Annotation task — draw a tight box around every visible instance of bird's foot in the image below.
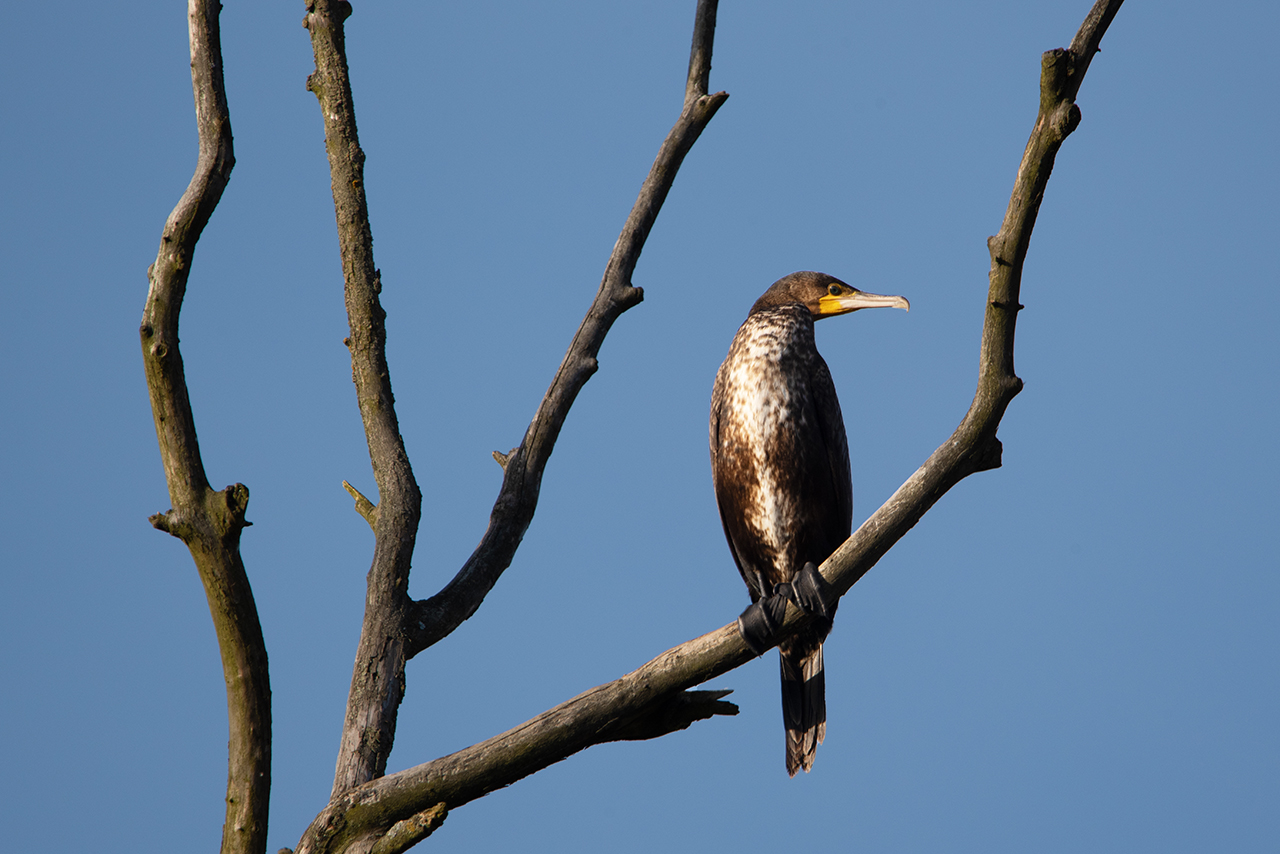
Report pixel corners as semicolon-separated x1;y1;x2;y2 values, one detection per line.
790;561;833;621
737;594;789;656
736;562;834;657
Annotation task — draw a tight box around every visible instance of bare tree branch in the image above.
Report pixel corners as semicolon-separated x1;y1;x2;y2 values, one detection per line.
821;0;1126;599
303;0;425;797
294;2;729;849
140;2;271;854
405;0;729;658
1068;0;1124;94
305;0;727;807
295;642;748;854
294;2;1124;850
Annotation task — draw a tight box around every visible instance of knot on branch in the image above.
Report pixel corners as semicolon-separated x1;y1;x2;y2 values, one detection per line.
618;284;645;310
149;508;189;539
1040;48;1073;107
217;482;251;521
1056;102;1082;138
692;90;730;121
305;0;352;24
970;434;1006;474
492;447;519;471
1038;49;1083;141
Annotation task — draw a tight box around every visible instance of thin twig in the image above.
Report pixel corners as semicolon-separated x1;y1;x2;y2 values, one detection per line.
342;480;378;530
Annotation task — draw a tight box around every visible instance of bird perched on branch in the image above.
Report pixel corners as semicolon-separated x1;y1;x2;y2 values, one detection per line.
709;271;909;775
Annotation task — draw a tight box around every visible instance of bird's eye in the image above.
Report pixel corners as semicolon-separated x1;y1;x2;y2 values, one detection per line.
828;284;841;296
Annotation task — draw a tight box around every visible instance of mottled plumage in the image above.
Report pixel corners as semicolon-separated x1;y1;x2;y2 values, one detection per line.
709;271;908;775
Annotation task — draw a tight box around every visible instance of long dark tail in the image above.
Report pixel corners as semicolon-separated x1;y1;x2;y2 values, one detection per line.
780;640;826;776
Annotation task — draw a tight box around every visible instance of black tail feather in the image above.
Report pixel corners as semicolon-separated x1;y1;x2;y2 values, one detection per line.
780;642;826;776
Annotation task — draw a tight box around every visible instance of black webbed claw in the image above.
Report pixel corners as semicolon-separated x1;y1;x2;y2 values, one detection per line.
737;564;835;656
759;592;789;630
737;593;790;656
790;561;833;620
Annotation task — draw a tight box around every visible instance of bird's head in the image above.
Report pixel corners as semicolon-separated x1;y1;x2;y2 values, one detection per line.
749;271;910;320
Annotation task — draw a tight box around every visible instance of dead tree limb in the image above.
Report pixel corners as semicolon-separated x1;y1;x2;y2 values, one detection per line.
293;2;1123;851
140;2;271;854
823;0;1124;599
304;0;425;798
303;0;727;805
405;0;729;657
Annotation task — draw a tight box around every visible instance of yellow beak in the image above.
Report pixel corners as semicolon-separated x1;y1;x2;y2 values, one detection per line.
815;289;910;318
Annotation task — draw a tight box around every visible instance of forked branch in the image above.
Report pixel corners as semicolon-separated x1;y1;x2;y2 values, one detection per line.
305;0;728;804
295;2;1123;851
298;1;729;850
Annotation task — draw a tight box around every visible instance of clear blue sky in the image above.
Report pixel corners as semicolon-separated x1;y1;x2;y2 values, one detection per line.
3;2;1277;852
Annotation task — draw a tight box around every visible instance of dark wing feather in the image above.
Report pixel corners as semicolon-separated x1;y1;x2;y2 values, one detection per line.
806;352;853;555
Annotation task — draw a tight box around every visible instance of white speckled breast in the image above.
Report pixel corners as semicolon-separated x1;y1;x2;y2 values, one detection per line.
711;306;817;588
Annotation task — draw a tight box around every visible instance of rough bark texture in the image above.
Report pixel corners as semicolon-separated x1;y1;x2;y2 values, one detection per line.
292;2;1124;851
304;0;424;798
295;2;730;851
141;2;271;854
303;0;727;817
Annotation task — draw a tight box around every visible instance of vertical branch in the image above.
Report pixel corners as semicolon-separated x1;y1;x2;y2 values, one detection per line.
303;0;423;797
141;2;271;854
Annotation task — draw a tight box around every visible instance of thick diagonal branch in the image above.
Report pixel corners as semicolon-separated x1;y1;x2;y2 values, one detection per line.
140;3;271;854
304;0;424;797
295;3;1123;850
406;0;729;657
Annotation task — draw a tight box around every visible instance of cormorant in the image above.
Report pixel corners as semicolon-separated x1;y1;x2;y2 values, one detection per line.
709;270;909;775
